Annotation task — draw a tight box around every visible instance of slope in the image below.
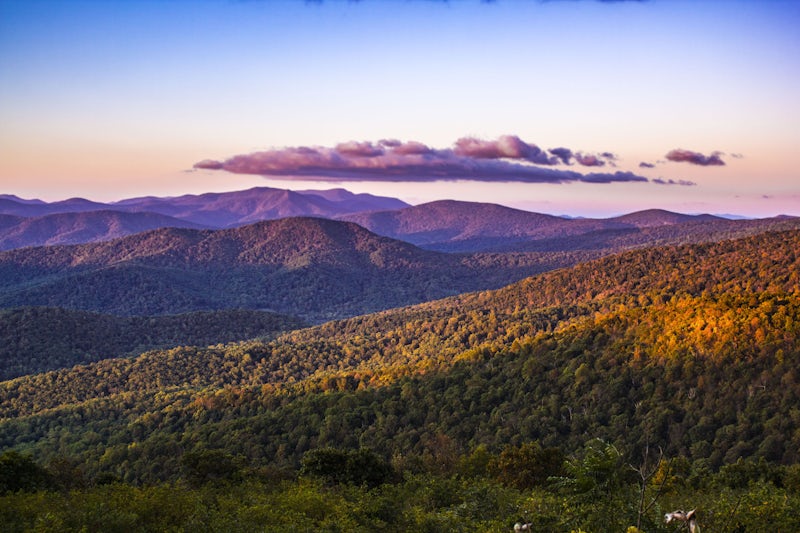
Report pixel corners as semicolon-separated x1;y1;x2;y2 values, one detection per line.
1;230;797;483
340;201;799;253
339;200;570;251
0;217;553;321
0;307;306;381
0;210;208;251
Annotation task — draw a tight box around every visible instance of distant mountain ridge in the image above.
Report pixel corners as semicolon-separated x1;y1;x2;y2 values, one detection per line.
110;187;409;227
0;210;208;251
340;200;569;250
0;187;410;250
2;187;797;254
0;217;553;321
341;201;799;252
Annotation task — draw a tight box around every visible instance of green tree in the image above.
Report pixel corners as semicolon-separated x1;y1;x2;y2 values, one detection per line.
0;450;50;494
300;448;394;488
489;441;565;490
180;449;240;486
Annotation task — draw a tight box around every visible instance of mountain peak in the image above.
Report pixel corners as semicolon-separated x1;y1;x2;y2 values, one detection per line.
610;209;723;228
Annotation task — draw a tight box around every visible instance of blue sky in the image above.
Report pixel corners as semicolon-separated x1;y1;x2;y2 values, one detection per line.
1;0;798;216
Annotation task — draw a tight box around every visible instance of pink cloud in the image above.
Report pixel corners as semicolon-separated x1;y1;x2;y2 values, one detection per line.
574;153;605;167
194;135;682;186
665;148;725;166
390;141;435;156
453;134;551;164
335;141;384;157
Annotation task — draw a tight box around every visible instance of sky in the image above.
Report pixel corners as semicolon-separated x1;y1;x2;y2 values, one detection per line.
1;0;798;218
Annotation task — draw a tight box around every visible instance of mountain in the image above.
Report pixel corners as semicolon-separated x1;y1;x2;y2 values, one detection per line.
607;208;722;227
0;214;24;232
0;217;551;322
0;307;306;381
0;210;209;251
0;194;45;205
339;200;570;251
1;230;797;486
294;187;409;212
506;215;800;253
0;187;412;250
341;201;800;253
0;197;110;217
4;188;795;255
110;187;390;227
0;187;410;227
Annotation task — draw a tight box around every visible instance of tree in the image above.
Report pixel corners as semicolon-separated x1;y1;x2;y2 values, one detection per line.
0;450;50;494
554;439;630;498
180;449;240;486
300;448;394;488
489;441;565;490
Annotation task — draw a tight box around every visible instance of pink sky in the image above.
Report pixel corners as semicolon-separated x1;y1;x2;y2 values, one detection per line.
1;0;798;217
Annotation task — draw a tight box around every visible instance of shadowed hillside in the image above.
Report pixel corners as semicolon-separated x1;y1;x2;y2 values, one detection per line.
1;230;797;487
0;217;557;321
0;307;305;380
0;210;208;251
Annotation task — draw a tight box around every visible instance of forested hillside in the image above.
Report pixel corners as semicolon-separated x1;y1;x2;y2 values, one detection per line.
1;230;799;531
0;307;305;380
341;200;800;253
0;210;208;251
0;217;579;321
2;231;797;469
504;215;800;253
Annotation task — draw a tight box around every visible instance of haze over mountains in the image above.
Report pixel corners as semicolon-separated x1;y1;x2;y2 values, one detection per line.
1;186;797;253
2;184;798;328
0;187;408;250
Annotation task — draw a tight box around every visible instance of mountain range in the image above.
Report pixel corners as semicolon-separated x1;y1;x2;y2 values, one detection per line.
0;187;409;250
1;183;799;532
0;217;559;322
340;202;799;252
1;229;797;484
2;187;797;253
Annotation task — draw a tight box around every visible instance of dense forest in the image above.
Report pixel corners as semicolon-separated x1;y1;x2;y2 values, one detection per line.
0;231;800;531
0;217;580;322
1;229;798;531
3;215;797;323
0;307;305;380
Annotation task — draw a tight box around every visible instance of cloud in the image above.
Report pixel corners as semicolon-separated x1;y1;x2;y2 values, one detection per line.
194;159;224;170
652;178;696;186
335;141;384;157
574;153;605;167
665;148;725;166
453;135;552;164
639;162;656;168
194;136;663;185
391;140;435;156
549;147;573;165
